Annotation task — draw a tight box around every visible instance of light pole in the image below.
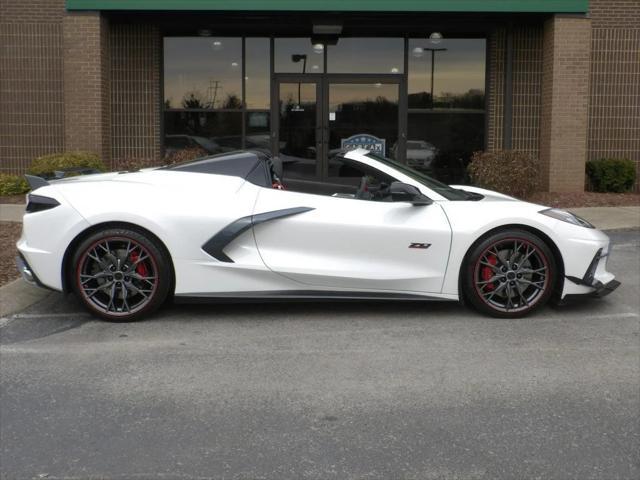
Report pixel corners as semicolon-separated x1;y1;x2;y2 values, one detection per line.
291;54;307;107
422;47;447;108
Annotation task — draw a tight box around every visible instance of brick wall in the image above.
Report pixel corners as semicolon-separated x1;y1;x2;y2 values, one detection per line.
589;0;640;28
511;25;544;157
110;24;162;169
540;16;592;192
63;12;111;165
588;0;640;191
0;0;65;173
486;25;544;158
486;28;505;153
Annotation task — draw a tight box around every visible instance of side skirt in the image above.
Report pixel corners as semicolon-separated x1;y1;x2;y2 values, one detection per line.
173;290;458;304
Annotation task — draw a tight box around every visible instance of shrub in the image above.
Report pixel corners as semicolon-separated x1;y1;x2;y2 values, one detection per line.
28;151;106;178
115;147;208;172
586;158;636;193
468;150;540;198
115;157;159;171
163;146;208;165
0;174;29;196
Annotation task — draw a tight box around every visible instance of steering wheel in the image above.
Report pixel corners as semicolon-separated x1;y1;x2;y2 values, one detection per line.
372;182;391;201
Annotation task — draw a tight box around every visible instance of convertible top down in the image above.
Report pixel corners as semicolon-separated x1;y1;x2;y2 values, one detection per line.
17;149;619;321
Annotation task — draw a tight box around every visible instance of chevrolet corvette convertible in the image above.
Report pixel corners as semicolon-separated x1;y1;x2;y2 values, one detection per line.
16;149;619;321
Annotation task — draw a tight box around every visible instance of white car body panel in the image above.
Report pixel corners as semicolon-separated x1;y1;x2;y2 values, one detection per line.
16;149;617;309
253;187;452;293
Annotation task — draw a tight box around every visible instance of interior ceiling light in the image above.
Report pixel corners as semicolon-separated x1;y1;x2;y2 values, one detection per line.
429;32;443;44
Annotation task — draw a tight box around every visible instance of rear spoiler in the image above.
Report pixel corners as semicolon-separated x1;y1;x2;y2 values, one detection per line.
25;175;48;191
24;167;100;191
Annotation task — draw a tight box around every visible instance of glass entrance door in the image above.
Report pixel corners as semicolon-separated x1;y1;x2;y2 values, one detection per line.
326;80;400;163
273;76;403;187
273;79;321;185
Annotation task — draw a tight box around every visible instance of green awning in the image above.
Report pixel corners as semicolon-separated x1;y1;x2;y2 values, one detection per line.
66;0;589;13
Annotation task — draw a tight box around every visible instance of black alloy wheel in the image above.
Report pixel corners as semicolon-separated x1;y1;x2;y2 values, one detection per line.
72;228;171;321
464;229;557;318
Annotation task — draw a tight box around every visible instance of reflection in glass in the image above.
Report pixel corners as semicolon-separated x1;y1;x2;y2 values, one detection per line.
279;82;317;181
164;37;242;109
407;111;484;184
274;38;324;73
408;38;486;109
245;38;270;109
327;38;404;74
245;112;271;151
163;111;242;157
328;83;398;158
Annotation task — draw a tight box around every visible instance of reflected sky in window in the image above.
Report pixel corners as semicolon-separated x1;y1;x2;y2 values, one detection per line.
409;39;486;99
328;38;404;74
164;37;242;109
274;38;325;73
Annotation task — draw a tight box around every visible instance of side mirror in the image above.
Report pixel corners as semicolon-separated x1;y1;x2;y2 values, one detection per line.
389;182;433;206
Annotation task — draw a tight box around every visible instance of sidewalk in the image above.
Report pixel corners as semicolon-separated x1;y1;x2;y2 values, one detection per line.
3;203;638;230
0;203;25;223
570;206;640;231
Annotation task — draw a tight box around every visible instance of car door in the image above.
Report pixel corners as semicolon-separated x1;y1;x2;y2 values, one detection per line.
251;163;452;294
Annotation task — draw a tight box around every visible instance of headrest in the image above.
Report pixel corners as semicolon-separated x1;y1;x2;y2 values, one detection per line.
270;156;283;179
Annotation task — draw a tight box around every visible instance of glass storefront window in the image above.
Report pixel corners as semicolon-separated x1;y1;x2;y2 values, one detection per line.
327;38;404;74
274;38;325;73
407;111;484;184
245;112;271;151
164;37;242;110
407;38;486;184
164;111;243;156
408;38;486;109
245;38;270;110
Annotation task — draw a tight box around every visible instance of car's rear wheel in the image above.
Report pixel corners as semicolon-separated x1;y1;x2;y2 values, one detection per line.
71;228;170;322
463;229;556;318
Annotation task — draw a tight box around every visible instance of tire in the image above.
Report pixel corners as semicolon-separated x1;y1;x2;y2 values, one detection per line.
463;229;557;319
71;227;171;322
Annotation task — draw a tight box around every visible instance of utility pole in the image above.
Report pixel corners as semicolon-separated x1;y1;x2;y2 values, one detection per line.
422;48;447;108
207;79;221;108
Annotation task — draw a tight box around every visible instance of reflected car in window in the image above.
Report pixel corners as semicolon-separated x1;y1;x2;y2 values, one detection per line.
392;140;438;168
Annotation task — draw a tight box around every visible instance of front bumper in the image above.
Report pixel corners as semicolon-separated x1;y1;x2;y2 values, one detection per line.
590;279;621;298
563;246;620;298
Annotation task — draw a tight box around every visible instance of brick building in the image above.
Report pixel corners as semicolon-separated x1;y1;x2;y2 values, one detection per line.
1;0;638;192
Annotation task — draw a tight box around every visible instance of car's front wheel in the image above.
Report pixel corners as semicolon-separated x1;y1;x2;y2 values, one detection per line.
71;227;171;322
463;229;557;318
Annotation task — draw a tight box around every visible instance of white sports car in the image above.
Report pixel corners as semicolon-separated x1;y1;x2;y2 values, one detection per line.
16;149;619;321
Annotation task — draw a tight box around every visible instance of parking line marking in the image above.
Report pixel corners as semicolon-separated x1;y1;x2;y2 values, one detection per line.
585;312;639;320
10;312;91;319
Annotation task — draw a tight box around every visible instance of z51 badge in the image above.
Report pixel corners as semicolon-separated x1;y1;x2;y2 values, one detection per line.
409;243;431;249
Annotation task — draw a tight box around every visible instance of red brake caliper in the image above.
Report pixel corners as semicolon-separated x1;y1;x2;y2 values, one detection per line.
130;249;148;277
482;254;498;291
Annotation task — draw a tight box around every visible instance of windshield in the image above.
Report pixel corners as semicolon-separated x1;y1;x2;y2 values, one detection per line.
365;152;471;201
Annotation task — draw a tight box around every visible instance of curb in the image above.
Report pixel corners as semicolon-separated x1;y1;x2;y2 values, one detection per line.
0;278;52;319
0;203;26;223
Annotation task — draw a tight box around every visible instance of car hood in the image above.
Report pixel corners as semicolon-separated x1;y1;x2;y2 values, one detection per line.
449;185;521;202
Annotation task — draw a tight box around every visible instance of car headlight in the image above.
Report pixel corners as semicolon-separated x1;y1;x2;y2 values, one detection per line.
539;208;594;229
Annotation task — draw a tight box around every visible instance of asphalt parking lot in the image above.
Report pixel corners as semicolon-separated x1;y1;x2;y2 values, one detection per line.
1;230;638;480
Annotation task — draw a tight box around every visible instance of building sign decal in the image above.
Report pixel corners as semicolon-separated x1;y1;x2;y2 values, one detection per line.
340;134;386;155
